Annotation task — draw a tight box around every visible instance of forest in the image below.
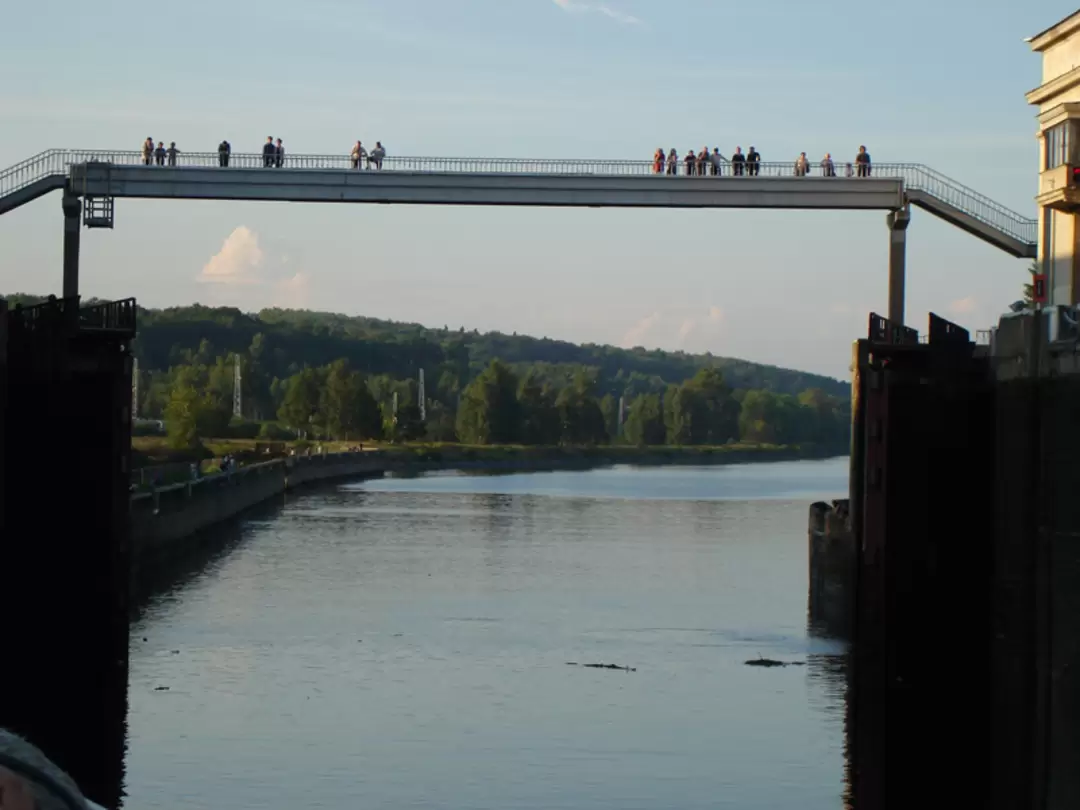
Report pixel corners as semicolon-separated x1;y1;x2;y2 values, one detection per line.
4;298;852;450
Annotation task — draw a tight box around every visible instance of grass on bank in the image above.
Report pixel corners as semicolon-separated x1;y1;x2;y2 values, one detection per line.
131;435;840;472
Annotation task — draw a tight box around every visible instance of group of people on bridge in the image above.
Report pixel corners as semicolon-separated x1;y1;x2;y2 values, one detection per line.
653;145;872;178
138;137;388;169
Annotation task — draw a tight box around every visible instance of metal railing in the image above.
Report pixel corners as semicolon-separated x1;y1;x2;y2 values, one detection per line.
129;449;388;513
79;297;136;334
1;148;1037;245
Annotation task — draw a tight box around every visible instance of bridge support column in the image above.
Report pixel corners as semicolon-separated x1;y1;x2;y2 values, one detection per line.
62;191;82;300
887;206;911;326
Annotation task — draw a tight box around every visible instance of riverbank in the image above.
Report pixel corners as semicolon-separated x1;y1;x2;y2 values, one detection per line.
132;437;846;471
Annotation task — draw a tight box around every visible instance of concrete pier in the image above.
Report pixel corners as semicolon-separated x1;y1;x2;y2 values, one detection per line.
807;499;854;638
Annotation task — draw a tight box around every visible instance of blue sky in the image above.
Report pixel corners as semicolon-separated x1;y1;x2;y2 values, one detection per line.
0;0;1070;379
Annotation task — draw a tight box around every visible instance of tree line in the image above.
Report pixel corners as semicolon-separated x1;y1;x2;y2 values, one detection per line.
1;297;851;449
148;338;850;451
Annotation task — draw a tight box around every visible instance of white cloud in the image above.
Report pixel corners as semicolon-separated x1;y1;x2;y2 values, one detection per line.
622;305;726;351
948;296;978;315
197;227;313;309
676;318;696;345
552;0;641;25
274;272;312;308
198;226;263;285
622;311;662;347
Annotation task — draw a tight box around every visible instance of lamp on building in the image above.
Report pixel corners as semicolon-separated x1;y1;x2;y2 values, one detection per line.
1072;166;1080;186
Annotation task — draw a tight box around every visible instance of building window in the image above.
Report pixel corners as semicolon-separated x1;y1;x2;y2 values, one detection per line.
1045;121;1073;169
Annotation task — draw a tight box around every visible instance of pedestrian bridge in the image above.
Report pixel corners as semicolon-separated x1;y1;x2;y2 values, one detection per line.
0;148;1038;324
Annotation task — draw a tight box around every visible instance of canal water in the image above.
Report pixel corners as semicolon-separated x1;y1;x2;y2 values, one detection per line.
125;458;851;810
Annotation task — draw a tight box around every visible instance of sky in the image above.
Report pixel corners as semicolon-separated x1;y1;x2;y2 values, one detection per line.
0;0;1072;380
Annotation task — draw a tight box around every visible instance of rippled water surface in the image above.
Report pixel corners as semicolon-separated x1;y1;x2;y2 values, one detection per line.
126;459;850;810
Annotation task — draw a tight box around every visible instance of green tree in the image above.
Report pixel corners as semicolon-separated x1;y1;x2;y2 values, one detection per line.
599;393;619;442
1023;260;1040;306
624;393;666;446
663;369;739;445
320;360;382;440
424;400;458;442
278;368;322;434
518;370;560;445
556;372;607;445
456;360;521;444
164;370;201;450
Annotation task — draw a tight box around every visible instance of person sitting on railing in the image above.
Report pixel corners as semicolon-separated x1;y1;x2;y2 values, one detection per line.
747;146;761;176
855;145;871;177
167;142;179;167
652;148;664;174
351;140;367;169
275;138;285;168
154;141;167;166
262;136;276;168
794;152;810;177
368;142;386;170
820;152;835;177
711;147;725;175
666;148;678;175
730;146;746;176
218;140;231;167
141;137;154;166
696;146;710;176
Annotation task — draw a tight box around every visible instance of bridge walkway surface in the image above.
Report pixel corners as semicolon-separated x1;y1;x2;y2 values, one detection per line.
0;148;1036;259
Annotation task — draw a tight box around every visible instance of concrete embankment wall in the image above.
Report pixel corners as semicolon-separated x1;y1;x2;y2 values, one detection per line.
130;453;386;576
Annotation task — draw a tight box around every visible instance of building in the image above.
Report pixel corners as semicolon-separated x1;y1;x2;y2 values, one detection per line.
1028;10;1080;306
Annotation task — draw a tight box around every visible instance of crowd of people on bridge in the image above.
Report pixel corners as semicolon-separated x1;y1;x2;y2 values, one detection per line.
136;135;872;177
652;145;872;177
138;136;388;170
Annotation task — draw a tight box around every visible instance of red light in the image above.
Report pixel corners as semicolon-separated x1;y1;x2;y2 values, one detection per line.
1072;166;1080;185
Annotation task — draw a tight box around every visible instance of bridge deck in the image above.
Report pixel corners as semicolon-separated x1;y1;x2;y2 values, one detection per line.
0;149;1038;258
70;163;906;211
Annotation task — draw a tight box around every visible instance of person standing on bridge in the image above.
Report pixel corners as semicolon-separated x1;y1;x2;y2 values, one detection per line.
820;152;835;177
275;138;285;168
711;147;725;175
794;152;810;177
855;145;871;177
167;142;179;167
351;140;367;169
666;148;678;175
652;148;664;174
218;140;231;167
683;149;696;176
730;147;746;176
747;146;761;176
141;137;153;166
154;141;166;166
369;142;386;170
263;136;276;168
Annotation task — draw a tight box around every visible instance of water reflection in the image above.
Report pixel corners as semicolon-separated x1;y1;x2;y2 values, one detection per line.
118;461;852;809
806;615;852;810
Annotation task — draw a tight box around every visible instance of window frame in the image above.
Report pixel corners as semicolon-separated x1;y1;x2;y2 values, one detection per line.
1045;120;1078;170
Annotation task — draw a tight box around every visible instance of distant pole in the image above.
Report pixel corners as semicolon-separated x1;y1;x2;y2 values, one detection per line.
418;369;426;422
132;357;139;419
617;395;626;437
392;391;399;425
233;354;242;419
